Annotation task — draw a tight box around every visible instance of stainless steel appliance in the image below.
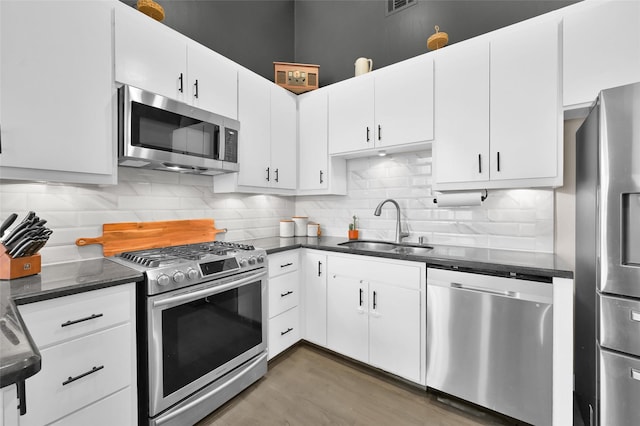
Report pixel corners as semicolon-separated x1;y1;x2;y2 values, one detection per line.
426;267;553;425
111;241;268;426
575;82;640;426
118;85;240;175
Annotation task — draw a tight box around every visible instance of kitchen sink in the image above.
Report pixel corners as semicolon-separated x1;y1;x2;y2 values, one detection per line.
338;240;433;256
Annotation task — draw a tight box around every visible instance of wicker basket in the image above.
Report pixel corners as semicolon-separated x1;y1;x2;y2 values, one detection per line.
137;0;165;22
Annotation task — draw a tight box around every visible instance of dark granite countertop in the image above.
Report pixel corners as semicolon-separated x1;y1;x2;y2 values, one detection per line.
242;236;574;280
0;259;143;389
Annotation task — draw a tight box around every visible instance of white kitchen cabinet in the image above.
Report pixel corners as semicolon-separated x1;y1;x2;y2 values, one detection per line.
0;0;116;185
297;89;347;195
433;17;562;190
433;38;490;186
267;251;300;359
301;250;328;347
114;2;237;119
563;1;640;113
1;385;18;426
214;70;297;194
328;55;434;156
15;284;137;426
326;254;425;384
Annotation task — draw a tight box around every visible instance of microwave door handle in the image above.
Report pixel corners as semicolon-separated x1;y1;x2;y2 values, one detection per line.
152;270;267;308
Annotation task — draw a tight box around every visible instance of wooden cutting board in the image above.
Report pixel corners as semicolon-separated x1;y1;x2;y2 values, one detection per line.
75;219;226;256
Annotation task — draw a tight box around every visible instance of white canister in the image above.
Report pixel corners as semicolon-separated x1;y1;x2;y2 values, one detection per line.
292;216;308;236
307;223;319;237
355;57;373;76
280;220;294;237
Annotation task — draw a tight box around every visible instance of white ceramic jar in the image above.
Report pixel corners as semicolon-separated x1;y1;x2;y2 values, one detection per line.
279;220;294;237
291;216;308;236
307;223;319;237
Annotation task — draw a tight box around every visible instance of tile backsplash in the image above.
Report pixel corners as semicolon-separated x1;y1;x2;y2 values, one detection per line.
0;151;554;265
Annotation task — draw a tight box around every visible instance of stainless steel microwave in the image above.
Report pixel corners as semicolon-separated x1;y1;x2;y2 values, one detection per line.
118;85;239;175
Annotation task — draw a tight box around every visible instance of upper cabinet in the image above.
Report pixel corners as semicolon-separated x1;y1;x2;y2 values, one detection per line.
328;55;434;156
297;89;347;195
563;1;640;112
114;3;238;119
0;0;116;185
213;69;296;193
433;17;563;191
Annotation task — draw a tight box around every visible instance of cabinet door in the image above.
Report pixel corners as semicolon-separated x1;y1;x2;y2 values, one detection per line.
490;18;561;182
303;251;327;346
369;281;421;383
298;91;329;191
328;75;375;155
237;70;271;187
0;0;115;184
114;4;187;102
188;41;238;119
434;38;490;186
374;56;434;148
564;1;640;108
327;274;368;364
270;86;297;190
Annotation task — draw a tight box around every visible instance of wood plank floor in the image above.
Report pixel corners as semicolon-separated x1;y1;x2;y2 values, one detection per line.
197;344;524;425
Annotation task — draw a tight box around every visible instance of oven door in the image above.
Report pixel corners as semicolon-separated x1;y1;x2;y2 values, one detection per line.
147;268;267;416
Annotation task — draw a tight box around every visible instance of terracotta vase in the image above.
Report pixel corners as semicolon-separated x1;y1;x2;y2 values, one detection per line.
348;229;359;240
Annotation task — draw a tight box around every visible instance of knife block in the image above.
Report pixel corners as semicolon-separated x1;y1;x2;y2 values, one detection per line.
0;244;41;280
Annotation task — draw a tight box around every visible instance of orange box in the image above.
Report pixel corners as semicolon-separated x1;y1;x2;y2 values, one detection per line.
0;244;41;280
274;62;319;94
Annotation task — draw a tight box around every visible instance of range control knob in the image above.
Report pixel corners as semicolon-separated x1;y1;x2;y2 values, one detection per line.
248;256;257;265
187;268;199;280
157;274;170;286
173;271;186;283
257;255;265;264
239;258;249;267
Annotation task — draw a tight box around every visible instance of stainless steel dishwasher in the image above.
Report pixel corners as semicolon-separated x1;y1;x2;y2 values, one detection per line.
426;267;553;426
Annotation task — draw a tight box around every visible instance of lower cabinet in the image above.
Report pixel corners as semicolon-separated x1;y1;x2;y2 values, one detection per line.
302;250;328;347
325;253;425;385
15;284;137;426
267;251;301;359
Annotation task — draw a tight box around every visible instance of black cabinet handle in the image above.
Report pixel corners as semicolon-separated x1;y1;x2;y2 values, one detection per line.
373;291;377;309
317;261;322;277
280;327;293;336
359;288;363;306
378;124;382;141
280;290;293;297
319;170;324;184
478;154;482;174
497;151;501;172
61;313;103;328
266;167;270;182
280;262;293;268
62;365;104;386
194;79;199;98
17;380;26;415
275;168;279;183
178;73;184;93
366;127;370;142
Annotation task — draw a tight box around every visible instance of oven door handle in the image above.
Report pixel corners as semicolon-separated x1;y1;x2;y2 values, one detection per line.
152;270;267;308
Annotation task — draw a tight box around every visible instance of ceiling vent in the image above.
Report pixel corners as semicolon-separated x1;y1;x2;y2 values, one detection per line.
386;0;416;16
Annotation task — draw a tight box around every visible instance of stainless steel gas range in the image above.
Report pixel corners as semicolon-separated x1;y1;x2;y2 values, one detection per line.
111;241;268;426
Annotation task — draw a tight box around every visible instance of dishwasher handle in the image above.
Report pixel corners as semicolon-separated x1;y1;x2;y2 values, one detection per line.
451;282;518;298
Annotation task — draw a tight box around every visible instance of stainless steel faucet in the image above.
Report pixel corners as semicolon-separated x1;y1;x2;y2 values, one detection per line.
373;199;409;244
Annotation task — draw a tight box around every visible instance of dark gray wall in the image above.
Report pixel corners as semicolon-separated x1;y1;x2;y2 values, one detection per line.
294;0;579;86
121;0;295;81
121;0;578;85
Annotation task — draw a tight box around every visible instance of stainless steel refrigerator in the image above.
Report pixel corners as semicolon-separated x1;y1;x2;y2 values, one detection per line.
575;81;640;426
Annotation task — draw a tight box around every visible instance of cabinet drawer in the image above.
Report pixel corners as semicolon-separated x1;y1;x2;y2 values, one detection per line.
600;294;640;357
21;324;133;426
599;348;640;426
330;255;421;290
269;274;299;319
18;284;133;348
268;252;299;278
268;307;300;359
49;386;133;426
